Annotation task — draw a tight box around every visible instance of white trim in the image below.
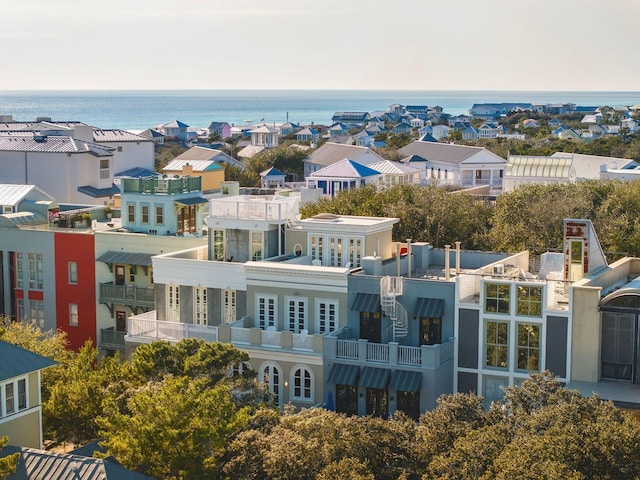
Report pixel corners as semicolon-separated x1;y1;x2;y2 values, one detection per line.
285;296;307;333
289;364;315;403
315;298;338;334
256;294;278;329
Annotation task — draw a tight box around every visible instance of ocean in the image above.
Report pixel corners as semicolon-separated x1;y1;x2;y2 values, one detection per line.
1;90;640;132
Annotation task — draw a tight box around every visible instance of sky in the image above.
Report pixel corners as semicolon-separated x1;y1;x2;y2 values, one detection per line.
2;0;639;91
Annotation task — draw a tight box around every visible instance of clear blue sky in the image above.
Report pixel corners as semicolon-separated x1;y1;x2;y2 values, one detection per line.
2;0;639;91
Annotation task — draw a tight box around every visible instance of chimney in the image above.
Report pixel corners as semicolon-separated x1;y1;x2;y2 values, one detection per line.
445;244;451;281
182;162;194;176
74;124;94;143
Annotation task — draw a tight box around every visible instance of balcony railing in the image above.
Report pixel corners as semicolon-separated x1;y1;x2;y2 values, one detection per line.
328;337;454;368
99;283;155;307
99;327;126;350
126;316;321;353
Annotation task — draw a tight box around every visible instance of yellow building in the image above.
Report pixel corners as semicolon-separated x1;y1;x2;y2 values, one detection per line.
0;340;55;448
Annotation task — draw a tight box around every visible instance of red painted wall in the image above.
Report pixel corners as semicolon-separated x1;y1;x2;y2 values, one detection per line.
54;232;96;351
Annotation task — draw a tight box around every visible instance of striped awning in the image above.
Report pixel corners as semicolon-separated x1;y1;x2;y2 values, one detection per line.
351;293;381;312
359;366;390;389
96;251;154;266
389;370;422;393
414;297;444;318
327;364;359;386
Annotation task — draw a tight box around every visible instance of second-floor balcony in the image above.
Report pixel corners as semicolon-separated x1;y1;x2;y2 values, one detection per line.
324;333;454;369
99;327;126;350
99;283;155;308
126;314;322;354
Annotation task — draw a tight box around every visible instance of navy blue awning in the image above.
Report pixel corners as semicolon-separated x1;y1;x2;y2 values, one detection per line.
359;366;390;389
77;184;120;198
175;196;208;206
389;370;422;393
414;297;444;318
327;364;359;386
351;293;380;312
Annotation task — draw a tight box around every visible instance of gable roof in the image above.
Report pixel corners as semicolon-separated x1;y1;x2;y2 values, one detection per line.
0;446;153;480
309;158;381;178
398;141;506;165
260;166;286;177
173;146;228;162
160;120;189;129
163;159;223;172
93;129;148;142
0;135;114;156
306;142;384;167
0;184;45;207
0;340;56;381
368;160;422;175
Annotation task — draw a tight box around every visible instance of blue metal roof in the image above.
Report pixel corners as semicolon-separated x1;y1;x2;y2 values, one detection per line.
77;184;120;197
0;340;56;381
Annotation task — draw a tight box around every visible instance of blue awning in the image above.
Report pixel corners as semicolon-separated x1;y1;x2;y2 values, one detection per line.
77;184;120;197
327;364;359;386
175;196;208;206
389;370;422;393
351;293;380;312
414;297;444;318
359;366;390;389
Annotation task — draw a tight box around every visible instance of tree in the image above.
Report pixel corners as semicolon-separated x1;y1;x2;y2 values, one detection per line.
98;377;252;479
0;436;18;478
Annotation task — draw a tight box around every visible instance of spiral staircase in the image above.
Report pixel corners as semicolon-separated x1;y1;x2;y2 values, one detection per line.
380;276;408;341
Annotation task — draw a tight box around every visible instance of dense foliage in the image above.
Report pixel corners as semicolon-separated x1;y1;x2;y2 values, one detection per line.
301;180;640;256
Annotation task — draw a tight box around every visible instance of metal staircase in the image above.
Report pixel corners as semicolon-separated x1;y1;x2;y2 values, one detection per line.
380;276;408;341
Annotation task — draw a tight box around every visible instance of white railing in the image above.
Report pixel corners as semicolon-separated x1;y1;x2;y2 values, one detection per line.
230;327;251;344
398;345;422;366
439;340;454;364
336;339;359;359
127;317;218;343
293;333;314;351
261;329;282;348
367;342;389;363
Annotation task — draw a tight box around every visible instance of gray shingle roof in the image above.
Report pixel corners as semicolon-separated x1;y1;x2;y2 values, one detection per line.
398;141;503;165
0;135;114;155
93;129;148;142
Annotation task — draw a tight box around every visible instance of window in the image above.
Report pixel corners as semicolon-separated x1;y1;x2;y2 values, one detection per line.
287;297;307;333
194;287;207;325
419;317;442;346
483;375;508;406
348;238;362;267
329;236;342;266
168;285;180;322
148;267;153;285
517;285;542;317
251;231;263;261
485;320;508;368
316;300;338;334
30;300;44;328
155;205;164;225
336;384;358;416
129;266;136;283
100;158;110;179
16;252;24;288
141;204;150;224
4;382;14;415
294;244;303;257
517;323;540;371
261;364;280;404
17;379;26;410
117;146;123;152
223;289;236;324
310;235;324;264
28;253;43;289
484;282;510;314
257;295;277;330
127;204;135;223
366;388;388;419
17;299;25;322
213;229;225;261
291;366;313;402
68;261;78;284
69;303;79;327
396;391;420;421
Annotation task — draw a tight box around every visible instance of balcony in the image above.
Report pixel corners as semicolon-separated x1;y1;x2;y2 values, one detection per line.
121;176;201;195
126;315;322;354
99;283;155;308
324;335;454;369
99;327;126;350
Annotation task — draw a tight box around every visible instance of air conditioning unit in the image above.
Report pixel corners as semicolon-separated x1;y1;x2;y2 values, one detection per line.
493;263;505;276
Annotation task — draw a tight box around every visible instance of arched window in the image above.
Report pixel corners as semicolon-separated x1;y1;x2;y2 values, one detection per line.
290;365;314;402
260;363;281;404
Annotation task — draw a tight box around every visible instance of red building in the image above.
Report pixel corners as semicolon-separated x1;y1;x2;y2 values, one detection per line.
54;231;97;351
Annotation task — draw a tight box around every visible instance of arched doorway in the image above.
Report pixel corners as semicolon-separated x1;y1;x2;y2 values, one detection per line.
600;290;640;384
